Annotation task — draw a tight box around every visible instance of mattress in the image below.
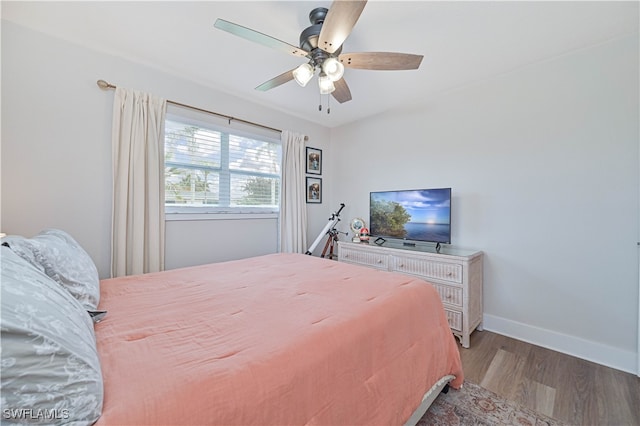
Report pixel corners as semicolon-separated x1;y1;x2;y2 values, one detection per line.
94;253;463;425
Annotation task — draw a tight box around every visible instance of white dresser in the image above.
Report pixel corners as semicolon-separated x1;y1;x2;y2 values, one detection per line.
337;240;483;348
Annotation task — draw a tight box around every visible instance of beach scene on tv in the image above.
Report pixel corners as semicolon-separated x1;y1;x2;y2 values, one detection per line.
370;188;451;243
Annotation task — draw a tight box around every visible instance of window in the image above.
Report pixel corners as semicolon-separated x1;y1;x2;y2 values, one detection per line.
164;115;281;215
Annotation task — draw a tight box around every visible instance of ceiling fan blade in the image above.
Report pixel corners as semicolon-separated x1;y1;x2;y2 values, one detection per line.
339;52;423;70
332;78;352;103
255;69;296;92
214;19;309;58
318;0;367;54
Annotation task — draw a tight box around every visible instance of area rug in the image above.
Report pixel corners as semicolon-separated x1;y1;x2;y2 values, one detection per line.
418;381;567;426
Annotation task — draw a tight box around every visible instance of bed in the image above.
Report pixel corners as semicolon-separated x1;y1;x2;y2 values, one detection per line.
1;229;463;425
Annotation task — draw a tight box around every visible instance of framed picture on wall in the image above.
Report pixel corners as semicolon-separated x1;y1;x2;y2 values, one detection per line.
306;177;322;204
306;147;322;175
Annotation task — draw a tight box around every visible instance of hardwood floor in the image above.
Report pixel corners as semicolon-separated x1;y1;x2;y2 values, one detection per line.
457;331;640;426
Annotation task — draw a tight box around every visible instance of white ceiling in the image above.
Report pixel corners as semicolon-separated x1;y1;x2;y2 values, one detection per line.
2;1;638;128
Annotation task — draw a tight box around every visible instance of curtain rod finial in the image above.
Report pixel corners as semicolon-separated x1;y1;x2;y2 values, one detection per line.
97;79;112;90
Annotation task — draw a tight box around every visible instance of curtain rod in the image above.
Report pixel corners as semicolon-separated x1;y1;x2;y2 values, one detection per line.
96;79;307;140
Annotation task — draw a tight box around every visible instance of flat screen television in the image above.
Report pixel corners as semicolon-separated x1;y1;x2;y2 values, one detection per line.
369;188;451;244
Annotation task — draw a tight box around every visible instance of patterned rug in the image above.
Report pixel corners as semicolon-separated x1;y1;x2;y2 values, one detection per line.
418;381;567;426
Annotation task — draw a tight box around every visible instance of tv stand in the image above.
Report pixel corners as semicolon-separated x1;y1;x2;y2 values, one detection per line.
337;241;483;348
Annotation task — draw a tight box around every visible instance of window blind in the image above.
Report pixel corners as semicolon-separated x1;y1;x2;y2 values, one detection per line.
164;117;281;214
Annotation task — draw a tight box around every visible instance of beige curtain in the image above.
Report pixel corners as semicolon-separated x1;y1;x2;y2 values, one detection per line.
279;131;308;253
111;88;167;277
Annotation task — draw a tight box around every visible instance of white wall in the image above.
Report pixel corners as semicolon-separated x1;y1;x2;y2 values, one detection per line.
328;35;639;374
1;21;331;277
2;20;638;375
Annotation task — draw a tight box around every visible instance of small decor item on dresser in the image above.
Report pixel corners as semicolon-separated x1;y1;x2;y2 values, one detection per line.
305;147;322;175
350;218;366;242
359;227;370;242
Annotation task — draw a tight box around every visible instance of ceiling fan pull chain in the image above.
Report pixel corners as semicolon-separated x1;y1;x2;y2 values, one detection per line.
327;94;331;114
319;92;322;112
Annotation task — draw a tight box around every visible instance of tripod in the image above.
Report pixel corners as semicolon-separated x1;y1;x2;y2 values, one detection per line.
319;226;345;259
305;203;345;258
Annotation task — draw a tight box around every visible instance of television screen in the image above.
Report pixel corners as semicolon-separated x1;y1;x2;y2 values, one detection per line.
369;188;451;244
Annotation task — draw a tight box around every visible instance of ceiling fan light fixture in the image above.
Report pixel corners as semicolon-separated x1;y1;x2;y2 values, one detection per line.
293;63;315;87
318;72;335;94
322;57;345;82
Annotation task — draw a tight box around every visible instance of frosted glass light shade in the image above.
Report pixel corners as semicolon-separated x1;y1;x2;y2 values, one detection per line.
318;73;335;94
322;58;345;82
293;63;314;87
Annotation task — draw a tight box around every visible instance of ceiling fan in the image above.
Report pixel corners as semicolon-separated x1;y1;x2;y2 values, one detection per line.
214;0;423;110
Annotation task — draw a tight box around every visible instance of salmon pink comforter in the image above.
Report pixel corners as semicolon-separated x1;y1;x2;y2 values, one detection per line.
95;253;463;425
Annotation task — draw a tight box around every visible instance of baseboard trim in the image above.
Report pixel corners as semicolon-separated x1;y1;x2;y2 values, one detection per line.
482;314;638;376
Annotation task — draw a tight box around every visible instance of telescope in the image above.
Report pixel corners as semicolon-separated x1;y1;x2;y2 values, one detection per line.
305;203;345;258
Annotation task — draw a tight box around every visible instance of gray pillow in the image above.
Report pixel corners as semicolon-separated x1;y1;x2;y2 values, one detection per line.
0;246;104;425
1;235;43;272
3;229;100;310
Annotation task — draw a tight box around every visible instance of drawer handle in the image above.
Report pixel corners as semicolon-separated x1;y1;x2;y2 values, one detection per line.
377;259;383;264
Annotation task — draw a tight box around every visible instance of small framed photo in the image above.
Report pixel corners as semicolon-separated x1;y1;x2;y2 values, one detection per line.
306;147;322;175
306;177;322;203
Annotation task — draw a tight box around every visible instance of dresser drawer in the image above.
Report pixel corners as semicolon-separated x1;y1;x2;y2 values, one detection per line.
340;248;389;270
392;256;462;284
432;283;463;308
444;309;462;332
